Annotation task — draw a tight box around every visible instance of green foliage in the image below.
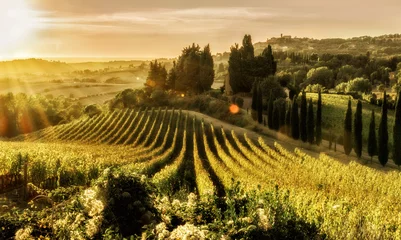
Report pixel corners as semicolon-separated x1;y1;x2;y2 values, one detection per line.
146;60;167;88
235;97;244;108
300;91;308;142
272;104;280;131
172;44;214;93
343;99;353;155
166;61;177;90
378;91;389;166
10;153;27;174
345;78;372;93
354;100;363;158
307;98;315;144
259;76;287;102
228;35;277;94
276;71;292;87
251;80;258;112
267;90;274;129
285;102;292;137
0;93;81;137
304;67;334;89
336;65;358;84
97;169;160;237
278;99;286;133
305;84;326;93
84;104;102;118
257;85;263;124
316;90;322;145
291;97;299;140
393;91;401;166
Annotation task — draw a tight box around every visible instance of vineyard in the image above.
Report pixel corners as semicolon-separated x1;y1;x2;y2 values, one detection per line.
2;107;401;239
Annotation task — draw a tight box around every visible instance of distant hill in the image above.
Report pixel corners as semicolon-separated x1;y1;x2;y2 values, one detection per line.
214;34;401;62
0;59;74;75
254;34;401;57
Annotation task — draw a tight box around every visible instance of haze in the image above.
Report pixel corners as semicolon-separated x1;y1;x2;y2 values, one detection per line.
1;0;400;60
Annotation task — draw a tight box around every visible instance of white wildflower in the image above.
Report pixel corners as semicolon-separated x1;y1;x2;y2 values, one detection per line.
15;226;34;240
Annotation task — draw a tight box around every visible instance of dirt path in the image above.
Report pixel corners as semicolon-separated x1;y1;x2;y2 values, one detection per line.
185;110;399;173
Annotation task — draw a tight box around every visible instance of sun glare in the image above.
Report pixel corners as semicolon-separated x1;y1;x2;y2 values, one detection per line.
0;0;37;57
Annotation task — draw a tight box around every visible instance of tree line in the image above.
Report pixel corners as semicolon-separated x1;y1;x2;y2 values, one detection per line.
342;90;401;167
0;93;84;138
146;44;214;94
252;87;323;146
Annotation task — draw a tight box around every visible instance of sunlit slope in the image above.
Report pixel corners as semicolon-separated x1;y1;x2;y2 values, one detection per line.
5;108;401;238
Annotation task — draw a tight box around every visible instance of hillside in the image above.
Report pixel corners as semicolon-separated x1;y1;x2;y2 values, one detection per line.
1;108;401;238
254;34;401;56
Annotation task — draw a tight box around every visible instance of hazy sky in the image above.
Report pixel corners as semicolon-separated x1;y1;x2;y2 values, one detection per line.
1;0;400;59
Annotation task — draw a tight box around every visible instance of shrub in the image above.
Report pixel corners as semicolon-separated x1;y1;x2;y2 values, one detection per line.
236;97;244;108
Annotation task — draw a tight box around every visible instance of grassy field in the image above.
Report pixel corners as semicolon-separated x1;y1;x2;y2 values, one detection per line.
306;93;396;152
1;108;401;239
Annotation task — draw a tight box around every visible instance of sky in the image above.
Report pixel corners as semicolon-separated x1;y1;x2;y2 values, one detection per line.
0;0;400;60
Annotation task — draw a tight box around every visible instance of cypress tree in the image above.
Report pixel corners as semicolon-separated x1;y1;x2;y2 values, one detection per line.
354;100;363;159
344;98;353;155
285;102;291;137
307;98;315;144
251;80;258;111
291;97;299;140
272;103;280;131
368;110;377;163
257;84;263;124
316;89;322;145
279;102;286;133
300;91;307;142
393;91;401;167
267;90;274;129
378;91;388;166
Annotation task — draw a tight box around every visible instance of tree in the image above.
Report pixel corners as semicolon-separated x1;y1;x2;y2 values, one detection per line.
251;80;258;120
241;34;254;60
307;98;315;144
146;60;167;88
199;44;215;92
316;90;322;145
251;80;258;111
173;43;214;93
354;100;363;158
228;36;277;94
304;67;334;89
291;97;299;140
300;91;307;142
259;76;287;101
368;110;377;162
378;91;388;166
218;63;225;73
267;90;274;129
344;98;353;155
272;104;280;131
345;78;372;93
257;84;263;124
228;44;244;93
84;104;102;118
285;102;291;137
166;61;177;90
393;90;401;167
279;101;286;133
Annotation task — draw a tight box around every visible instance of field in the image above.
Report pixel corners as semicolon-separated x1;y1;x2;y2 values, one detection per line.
1;107;401;239
306;93;396;151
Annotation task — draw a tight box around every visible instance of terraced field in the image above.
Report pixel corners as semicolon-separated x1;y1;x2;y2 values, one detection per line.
2;108;401;238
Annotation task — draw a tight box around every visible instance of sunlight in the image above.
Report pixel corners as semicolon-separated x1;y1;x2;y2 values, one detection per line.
0;0;38;54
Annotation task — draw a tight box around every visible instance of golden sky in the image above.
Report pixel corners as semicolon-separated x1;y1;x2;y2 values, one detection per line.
1;0;400;60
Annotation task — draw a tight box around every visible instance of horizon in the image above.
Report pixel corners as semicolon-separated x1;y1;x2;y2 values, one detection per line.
1;0;401;60
0;32;399;63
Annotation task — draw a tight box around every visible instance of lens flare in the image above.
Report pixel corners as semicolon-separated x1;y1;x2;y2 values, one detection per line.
229;104;240;114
